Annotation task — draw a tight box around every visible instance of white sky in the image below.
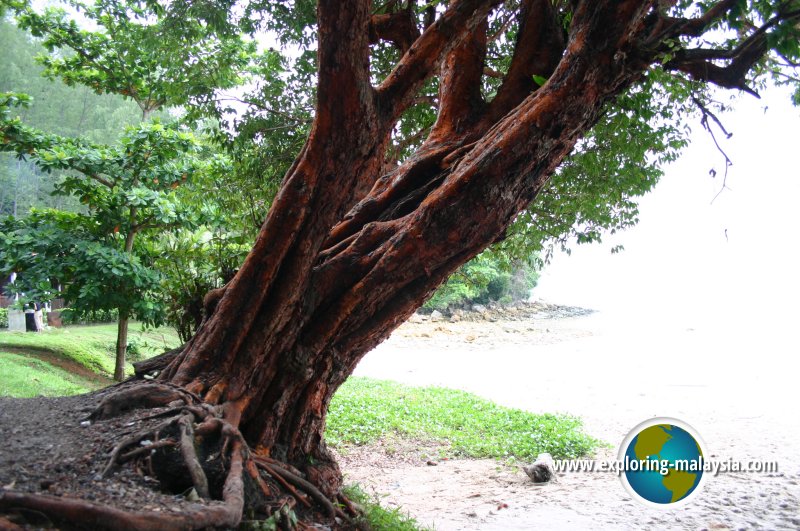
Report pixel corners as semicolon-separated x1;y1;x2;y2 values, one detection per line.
534;84;800;333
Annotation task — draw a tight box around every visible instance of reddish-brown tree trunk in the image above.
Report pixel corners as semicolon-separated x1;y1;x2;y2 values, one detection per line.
143;0;663;496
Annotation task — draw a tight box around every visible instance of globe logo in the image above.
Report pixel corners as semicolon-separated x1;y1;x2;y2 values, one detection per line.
618;417;707;507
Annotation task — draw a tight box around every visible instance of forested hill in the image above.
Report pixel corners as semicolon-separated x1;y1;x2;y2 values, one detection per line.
0;18;141;216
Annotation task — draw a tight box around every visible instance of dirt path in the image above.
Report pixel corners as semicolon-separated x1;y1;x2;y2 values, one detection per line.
342;303;800;530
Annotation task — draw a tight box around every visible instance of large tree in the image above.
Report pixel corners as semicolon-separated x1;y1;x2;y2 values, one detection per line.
2;0;799;529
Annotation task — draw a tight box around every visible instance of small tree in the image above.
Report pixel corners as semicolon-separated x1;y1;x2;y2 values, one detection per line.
0;0;252;378
0;92;226;379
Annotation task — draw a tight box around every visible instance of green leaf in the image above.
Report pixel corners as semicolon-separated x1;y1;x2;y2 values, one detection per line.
532;74;548;87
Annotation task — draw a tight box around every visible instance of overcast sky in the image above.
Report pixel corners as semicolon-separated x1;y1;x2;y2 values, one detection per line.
534;84;800;333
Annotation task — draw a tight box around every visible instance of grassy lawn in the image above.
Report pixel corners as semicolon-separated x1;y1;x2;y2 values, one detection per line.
327;377;599;460
0;322;180;377
0;350;105;397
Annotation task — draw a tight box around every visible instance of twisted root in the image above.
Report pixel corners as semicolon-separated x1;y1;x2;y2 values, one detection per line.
1;381;353;530
89;382;200;421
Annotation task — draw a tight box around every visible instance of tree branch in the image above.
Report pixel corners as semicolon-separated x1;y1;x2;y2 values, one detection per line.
397;123;434;153
315;0;375;130
488;11;514;42
87;173;114;189
423;4;436;29
774;70;800;83
412;95;439;107
216;96;311;124
484;66;504;78
483;0;565;125
663;8;800;96
657;5;800;96
376;0;503;124
429;17;488;141
369;8;420;53
777;51;800;68
691;95;734;203
663;0;740;38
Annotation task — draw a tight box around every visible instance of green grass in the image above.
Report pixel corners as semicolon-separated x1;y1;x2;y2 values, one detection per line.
342;484;428;530
0;350;103;397
327;377;599;460
0;323;180;377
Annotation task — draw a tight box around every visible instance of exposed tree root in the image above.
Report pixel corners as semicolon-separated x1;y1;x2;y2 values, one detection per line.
178;414;211;499
1;381;354;530
132;345;184;378
245;458;277;501
337;493;361;518
0;490;244;531
255;459;338;519
118;438;176;463
0;515;24;531
102;416;180;477
256;460;314;511
89;382;200;420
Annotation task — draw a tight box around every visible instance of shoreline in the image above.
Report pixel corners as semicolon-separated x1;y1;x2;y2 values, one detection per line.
346;304;800;530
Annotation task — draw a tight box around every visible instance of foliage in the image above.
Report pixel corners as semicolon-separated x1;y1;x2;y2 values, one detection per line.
239;507;299;531
0;1;254;362
0;208;163;322
0;2;279;343
150;226;249;341
0;91;231;329
0;350;101;397
0;17;143;216
327;377;600;461
341;485;428;531
12;0;255;122
0;307;7;328
424;252;539;312
0;17;142;141
207;48;312;243
60;307;118;325
0;322;179;376
500;69;695;262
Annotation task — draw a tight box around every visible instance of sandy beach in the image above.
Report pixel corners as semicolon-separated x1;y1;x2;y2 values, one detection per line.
340;303;800;530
